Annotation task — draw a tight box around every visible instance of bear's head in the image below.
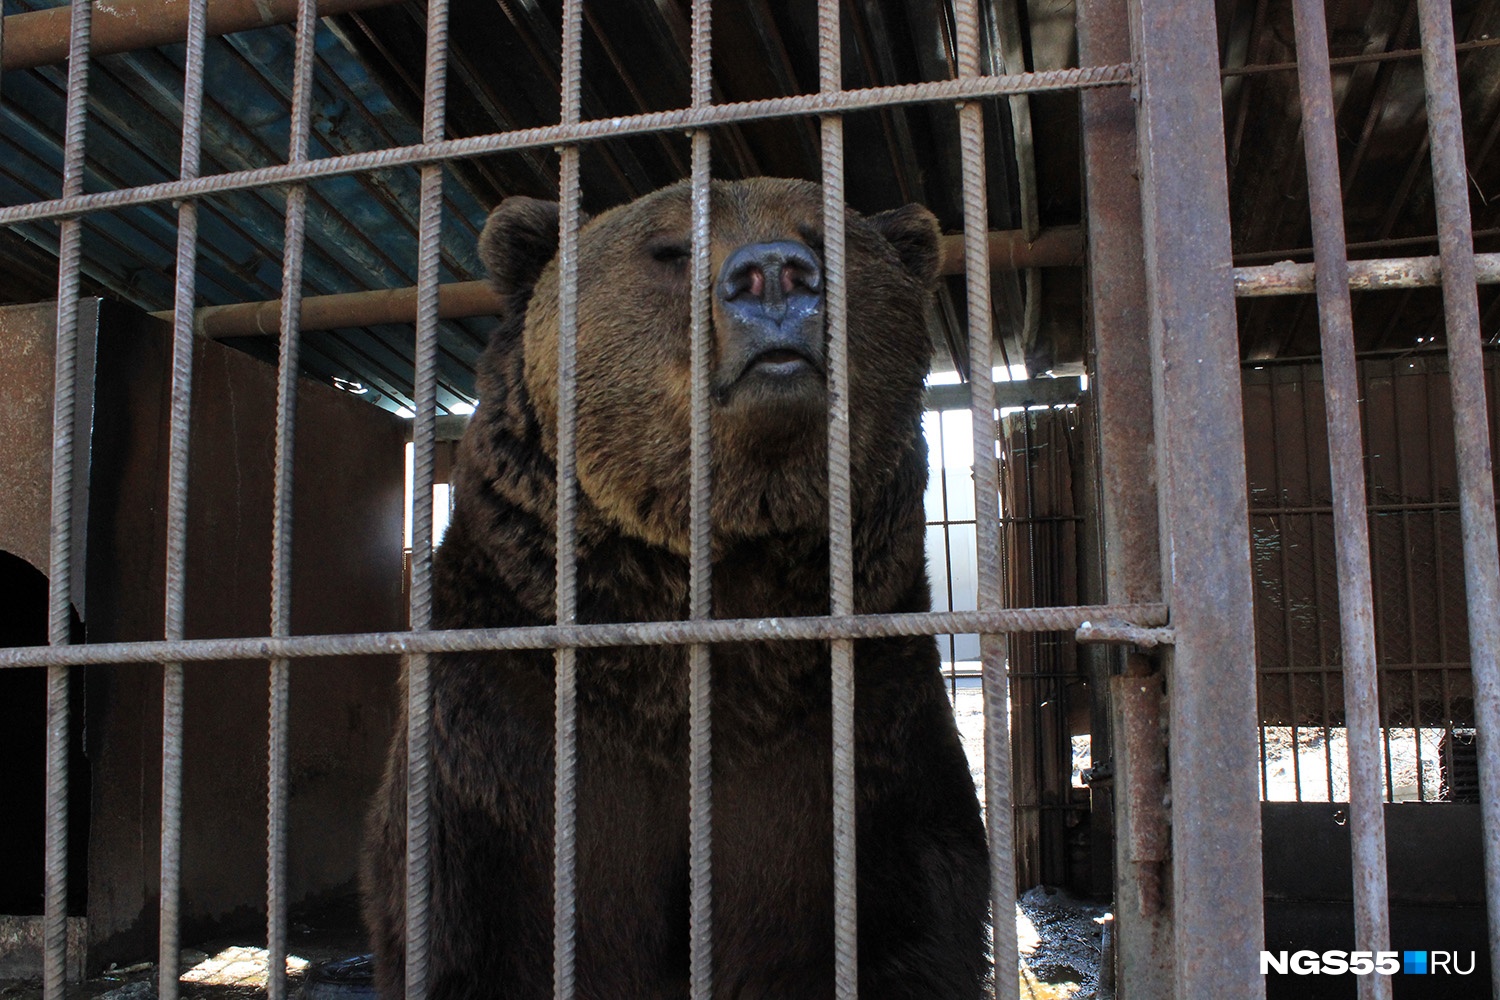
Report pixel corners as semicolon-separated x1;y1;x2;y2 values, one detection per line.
477;177;939;554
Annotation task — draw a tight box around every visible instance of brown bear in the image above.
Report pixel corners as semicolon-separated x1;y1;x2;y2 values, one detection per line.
362;177;989;999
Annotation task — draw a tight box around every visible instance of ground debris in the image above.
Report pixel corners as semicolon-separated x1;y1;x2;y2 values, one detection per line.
1017;885;1113;1000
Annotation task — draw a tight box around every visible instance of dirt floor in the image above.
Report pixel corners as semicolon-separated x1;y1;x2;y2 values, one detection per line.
2;679;1109;1000
947;679;1112;999
2;882;1113;1000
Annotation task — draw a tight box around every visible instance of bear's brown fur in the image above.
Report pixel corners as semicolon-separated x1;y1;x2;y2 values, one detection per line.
362;178;989;999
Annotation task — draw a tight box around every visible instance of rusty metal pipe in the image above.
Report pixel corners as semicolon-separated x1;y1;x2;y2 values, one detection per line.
149;226;1083;340
1416;0;1500;991
941;225;1083;274
152;281;503;339
1222;35;1500;79
1235;251;1500;297
1;0;403;71
1291;0;1393;990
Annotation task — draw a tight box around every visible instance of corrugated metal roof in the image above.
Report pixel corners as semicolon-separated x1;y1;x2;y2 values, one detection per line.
3;0;1061;412
3;0;1500;409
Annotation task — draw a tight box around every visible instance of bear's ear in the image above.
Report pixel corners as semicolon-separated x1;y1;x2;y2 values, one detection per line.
867;203;943;288
478;197;592;304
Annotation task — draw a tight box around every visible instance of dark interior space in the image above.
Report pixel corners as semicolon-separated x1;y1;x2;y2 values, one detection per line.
0;550;88;917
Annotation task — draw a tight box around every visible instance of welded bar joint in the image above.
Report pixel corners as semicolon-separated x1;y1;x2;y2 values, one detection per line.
1075;620;1175;648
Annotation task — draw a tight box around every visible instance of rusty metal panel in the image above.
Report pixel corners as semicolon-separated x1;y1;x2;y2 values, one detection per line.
1245;355;1490;747
1000;406;1083;893
1129;0;1266;994
0;301;95;591
1075;0;1172;991
81;303;406;973
1077;0;1160;610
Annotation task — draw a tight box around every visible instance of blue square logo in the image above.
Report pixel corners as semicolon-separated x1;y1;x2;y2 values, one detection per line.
1404;951;1428;975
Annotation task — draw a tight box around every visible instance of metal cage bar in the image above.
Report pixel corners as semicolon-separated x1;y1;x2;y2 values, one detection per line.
686;0;715;995
1236;251;1500;297
265;0;320;994
1288;0;1392;992
42;0;94;993
552;3;584;997
403;0;453;991
157;0;215;992
0;2;1196;995
1129;0;1266;993
0;605;1170;671
0;68;1132;230
952;0;1020;996
1415;0;1500;990
815;3;858;996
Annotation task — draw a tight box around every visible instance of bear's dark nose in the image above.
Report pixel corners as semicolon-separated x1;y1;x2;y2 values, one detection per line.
715;241;825;386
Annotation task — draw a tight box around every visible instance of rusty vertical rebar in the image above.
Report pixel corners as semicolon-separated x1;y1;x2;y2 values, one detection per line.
953;0;1018;996
686;0;714;996
43;0;93;993
816;2;857;997
1129;0;1266;993
1288;1;1392;993
552;3;583;998
404;0;451;993
1415;0;1500;991
158;0;213;992
266;0;320;993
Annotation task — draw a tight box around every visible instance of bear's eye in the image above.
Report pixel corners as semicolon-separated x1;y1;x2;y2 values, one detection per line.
649;242;691;267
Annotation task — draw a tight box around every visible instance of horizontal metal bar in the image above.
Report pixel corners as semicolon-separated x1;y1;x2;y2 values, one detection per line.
1258;662;1473;675
0;0;402;71
0;603;1169;669
1251;501;1470;516
1235;226;1500;267
172;240;1481;337
157;281;507;339
1235;252;1500;297
926;376;1082;411
416;414;470;442
1222;35;1500;79
946;224;1083;273
0;65;1131;227
1075;621;1175;648
149;226;1084;340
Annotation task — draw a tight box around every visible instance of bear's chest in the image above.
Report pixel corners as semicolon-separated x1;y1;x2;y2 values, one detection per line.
574;639;831;762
